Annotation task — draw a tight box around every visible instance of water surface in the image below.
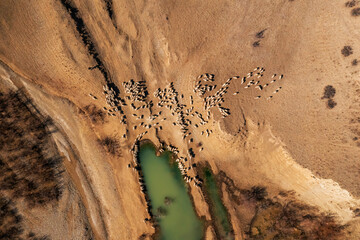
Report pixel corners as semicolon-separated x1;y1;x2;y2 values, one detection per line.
139;143;203;240
203;167;234;240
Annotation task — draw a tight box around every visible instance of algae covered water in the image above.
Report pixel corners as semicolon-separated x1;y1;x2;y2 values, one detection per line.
139;143;203;240
203;167;234;240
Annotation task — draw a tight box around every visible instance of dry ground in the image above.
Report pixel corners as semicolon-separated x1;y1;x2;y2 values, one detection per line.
1;0;360;239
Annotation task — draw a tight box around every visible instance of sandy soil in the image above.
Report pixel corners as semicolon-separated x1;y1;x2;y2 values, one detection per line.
1;0;360;239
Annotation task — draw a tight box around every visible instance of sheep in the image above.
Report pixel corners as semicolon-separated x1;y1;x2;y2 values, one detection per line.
241;77;246;84
273;87;282;94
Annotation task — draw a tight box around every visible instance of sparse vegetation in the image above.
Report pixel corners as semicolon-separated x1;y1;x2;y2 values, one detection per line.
351;7;360;16
218;171;346;239
345;0;357;7
0;91;64;206
327;99;337;109
0;91;69;239
99;135;120;155
322;85;336;99
82;104;105;123
246;186;268;201
352;59;358;66
321;85;337;109
249;201;345;239
0;196;51;240
0;197;24;239
341;46;353;57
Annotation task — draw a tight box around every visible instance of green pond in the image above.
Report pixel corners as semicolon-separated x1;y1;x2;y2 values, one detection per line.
203;168;234;240
139;143;203;240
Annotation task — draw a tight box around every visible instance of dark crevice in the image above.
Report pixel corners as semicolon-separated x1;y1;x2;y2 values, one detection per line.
60;0;111;84
104;0;113;20
59;0;127;117
103;0;117;29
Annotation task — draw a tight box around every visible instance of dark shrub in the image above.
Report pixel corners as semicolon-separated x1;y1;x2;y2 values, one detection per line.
345;0;357;7
83;105;105;123
248;186;267;201
327;99;337;109
322;85;336;99
341;46;353;57
99;136;120;155
352;7;360;16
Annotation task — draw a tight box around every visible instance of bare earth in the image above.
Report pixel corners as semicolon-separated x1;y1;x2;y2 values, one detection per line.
1;0;360;239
